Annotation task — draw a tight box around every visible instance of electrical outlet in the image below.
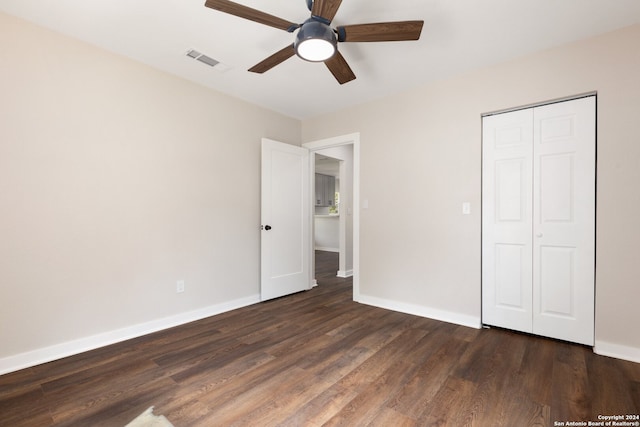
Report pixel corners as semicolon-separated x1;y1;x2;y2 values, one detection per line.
176;280;185;293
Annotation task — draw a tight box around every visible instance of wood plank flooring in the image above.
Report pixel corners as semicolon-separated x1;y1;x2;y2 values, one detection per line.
1;250;639;426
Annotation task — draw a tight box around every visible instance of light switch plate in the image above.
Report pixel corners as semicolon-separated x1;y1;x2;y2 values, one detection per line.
462;202;471;215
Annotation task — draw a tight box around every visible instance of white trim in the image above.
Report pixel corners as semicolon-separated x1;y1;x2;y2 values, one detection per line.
303;132;360;151
0;294;260;375
304;133;360;301
337;269;353;278
358;294;482;330
594;340;640;364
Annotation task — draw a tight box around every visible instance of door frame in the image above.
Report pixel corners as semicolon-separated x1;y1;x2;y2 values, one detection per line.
303;133;361;301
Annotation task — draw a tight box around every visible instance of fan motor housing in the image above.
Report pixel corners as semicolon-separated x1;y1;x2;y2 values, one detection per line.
294;18;337;62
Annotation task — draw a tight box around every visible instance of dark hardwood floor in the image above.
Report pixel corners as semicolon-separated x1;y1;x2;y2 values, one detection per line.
1;250;639;426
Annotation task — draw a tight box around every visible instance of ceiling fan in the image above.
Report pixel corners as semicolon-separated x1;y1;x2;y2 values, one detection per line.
204;0;424;84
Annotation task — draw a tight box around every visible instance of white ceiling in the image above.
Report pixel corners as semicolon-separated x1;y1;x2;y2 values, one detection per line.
2;0;639;119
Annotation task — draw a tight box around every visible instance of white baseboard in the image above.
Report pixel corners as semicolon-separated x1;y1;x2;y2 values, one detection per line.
315;246;339;253
357;294;482;330
354;296;639;364
0;294;261;376
594;340;640;364
337;269;353;278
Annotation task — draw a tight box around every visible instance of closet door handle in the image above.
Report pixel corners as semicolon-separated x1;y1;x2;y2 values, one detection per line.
536;232;543;238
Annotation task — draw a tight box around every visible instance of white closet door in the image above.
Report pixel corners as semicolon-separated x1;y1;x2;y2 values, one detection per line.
482;108;534;333
483;97;595;346
532;97;595;345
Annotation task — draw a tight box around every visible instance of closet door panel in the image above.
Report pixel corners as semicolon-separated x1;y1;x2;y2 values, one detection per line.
539;246;575;315
482;109;534;333
540;153;574;222
532;97;595;346
494;243;527;309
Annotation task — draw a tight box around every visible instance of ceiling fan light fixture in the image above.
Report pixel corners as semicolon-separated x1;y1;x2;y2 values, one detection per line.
294;19;337;62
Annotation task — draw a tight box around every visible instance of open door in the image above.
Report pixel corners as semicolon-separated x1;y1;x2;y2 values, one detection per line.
261;139;311;301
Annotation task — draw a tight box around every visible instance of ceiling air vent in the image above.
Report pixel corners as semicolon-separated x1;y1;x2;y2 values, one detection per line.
186;49;220;68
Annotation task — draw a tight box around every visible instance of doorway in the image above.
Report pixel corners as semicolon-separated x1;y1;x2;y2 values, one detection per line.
314;153;341;282
303;133;360;301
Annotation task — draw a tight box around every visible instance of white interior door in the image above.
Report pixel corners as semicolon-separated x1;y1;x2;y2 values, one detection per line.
532;97;595;345
482;108;534;333
482;97;595;346
261;138;311;301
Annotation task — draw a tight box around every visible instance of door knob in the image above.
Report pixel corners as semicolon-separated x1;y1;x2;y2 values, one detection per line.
264;225;272;231
536;232;543;237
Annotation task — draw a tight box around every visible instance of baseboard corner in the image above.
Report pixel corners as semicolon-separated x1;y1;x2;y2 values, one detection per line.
357;294;482;330
337;269;353;278
594;340;640;364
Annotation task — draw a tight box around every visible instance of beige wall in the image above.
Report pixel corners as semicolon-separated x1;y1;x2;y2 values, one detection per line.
2;10;639;369
0;13;300;363
302;24;640;356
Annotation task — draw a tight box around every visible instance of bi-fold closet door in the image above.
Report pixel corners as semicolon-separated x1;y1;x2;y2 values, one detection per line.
482;96;596;346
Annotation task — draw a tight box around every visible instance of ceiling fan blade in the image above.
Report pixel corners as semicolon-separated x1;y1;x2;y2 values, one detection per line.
205;0;298;32
337;21;424;42
248;44;296;74
324;51;356;85
311;0;343;22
